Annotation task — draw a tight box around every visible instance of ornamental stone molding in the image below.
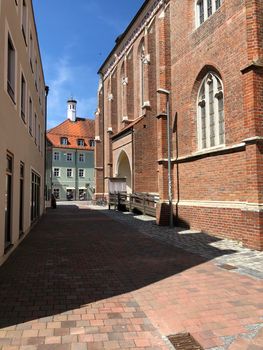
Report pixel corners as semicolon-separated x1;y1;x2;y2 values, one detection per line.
102;0;165;79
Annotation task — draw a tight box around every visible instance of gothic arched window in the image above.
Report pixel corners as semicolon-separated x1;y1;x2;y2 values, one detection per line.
138;40;145;109
120;62;125;120
197;72;224;150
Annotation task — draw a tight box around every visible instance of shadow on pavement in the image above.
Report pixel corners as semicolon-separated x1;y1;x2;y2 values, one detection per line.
0;204;237;328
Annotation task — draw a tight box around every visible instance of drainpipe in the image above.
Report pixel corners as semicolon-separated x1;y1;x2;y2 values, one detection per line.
75;149;78;200
157;88;173;228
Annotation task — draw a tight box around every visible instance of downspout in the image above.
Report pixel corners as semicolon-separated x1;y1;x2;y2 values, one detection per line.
44;85;49;204
75;149;78;200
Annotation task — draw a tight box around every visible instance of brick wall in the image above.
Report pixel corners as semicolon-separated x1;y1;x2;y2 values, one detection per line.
96;0;263;249
133;19;159;194
167;0;263;249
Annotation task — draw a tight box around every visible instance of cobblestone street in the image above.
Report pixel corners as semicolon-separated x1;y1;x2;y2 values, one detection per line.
0;203;262;350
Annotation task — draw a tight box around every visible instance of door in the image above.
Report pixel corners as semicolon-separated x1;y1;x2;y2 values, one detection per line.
19;163;24;235
5;155;13;248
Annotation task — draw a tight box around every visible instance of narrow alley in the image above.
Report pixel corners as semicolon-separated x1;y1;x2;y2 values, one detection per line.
0;204;262;350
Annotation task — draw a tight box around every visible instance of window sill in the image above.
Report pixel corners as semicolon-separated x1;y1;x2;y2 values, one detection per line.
7;86;16;105
21;112;26;124
4;244;14;255
176;143;246;163
194;5;223;31
157;143;246;164
30;60;34;73
22;27;27;47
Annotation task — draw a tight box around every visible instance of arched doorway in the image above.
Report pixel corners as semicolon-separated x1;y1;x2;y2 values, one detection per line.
117;151;132;193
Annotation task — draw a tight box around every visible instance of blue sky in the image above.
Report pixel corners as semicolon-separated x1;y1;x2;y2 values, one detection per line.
32;0;144;128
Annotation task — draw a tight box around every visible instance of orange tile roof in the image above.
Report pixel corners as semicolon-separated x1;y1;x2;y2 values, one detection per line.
47;118;95;150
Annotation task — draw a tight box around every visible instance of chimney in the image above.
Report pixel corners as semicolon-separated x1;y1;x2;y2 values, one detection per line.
67;99;77;122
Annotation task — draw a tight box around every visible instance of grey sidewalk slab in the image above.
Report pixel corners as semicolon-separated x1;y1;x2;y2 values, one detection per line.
88;204;263;280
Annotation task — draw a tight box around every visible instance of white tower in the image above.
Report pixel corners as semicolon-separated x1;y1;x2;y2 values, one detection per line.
67;99;77;122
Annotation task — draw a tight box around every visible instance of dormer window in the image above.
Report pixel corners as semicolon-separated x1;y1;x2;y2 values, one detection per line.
89;140;95;147
77;138;85;146
196;0;222;27
61;137;68;145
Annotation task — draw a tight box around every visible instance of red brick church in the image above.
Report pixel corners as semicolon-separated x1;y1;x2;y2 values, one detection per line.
95;0;263;250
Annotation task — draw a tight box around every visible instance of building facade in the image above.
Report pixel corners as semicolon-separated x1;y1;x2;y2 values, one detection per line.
95;0;263;250
47;100;95;201
0;0;46;265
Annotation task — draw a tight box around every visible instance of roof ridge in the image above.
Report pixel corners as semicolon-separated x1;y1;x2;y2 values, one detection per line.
47;119;68;133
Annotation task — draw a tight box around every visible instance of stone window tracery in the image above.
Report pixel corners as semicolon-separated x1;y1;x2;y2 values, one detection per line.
139;40;145;109
120;62;125;120
196;0;222;27
197;72;224;150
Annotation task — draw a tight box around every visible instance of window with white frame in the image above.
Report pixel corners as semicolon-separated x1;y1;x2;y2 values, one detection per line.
53;188;60;199
79;169;84;178
197;72;224;150
29;97;33;135
7;35;16;102
29;32;33;71
20;74;26;122
196;0;222;27
89;140;95;147
53;151;60;161
40;132;43;154
53;168;60;177
67;169;73;177
22;0;27;44
79;153;84;162
35;57;38;90
34;114;37;144
77;139;85;146
61;137;68;145
66;153;72;161
38;124;40;150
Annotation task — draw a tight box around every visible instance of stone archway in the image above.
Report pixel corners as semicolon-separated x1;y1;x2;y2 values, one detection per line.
117;151;132;194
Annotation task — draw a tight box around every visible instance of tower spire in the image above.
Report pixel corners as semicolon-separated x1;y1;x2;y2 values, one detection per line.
67;98;77;122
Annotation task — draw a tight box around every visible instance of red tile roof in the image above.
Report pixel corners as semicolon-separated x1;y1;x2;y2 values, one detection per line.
47;118;95;150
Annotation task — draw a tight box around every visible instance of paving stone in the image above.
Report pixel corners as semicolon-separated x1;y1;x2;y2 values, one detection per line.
94;205;263;280
71;343;88;350
0;203;262;350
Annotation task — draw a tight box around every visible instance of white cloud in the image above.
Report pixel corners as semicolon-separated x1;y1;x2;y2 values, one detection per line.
77;96;97;119
47;57;71;114
45;55;97;128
